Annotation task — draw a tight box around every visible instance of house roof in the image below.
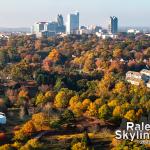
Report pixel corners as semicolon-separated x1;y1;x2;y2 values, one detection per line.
140;69;150;75
126;77;143;83
126;71;142;76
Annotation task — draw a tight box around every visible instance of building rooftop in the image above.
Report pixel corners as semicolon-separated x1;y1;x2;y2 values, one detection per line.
126;77;143;83
140;69;150;74
126;71;142;76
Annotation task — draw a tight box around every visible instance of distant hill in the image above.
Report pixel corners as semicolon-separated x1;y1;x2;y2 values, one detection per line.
0;27;30;33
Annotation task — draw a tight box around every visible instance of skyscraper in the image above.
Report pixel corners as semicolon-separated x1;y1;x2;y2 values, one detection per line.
57;14;66;33
66;12;79;34
108;16;118;34
57;14;64;27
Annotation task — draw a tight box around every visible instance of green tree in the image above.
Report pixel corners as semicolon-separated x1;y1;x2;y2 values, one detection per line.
98;104;111;120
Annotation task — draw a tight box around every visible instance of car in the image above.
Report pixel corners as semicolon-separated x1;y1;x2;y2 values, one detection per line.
0;113;6;124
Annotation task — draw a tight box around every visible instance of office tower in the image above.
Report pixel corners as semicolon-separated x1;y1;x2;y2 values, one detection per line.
33;22;46;33
108;16;118;34
57;14;66;33
57;14;64;27
66;12;79;34
44;22;58;32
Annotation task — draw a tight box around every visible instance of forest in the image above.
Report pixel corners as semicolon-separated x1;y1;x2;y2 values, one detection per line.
0;33;150;150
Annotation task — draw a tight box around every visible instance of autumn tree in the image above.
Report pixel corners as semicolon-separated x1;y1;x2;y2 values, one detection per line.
98;104;111;120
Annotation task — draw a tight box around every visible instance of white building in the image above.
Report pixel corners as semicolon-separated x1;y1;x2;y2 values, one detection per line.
96;32;118;39
140;69;150;78
147;81;150;88
33;22;47;33
127;29;140;34
0;113;6;124
66;12;79;34
126;70;150;88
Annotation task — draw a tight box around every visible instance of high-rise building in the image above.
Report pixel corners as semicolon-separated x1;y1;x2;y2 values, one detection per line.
44;22;58;32
66;12;79;34
33;22;47;33
57;14;66;33
57;14;64;27
108;16;118;34
32;14;66;37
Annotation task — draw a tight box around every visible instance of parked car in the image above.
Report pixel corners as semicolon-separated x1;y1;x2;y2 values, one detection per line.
0;113;6;124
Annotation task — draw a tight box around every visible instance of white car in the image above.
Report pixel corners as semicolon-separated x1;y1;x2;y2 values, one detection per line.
0;112;6;124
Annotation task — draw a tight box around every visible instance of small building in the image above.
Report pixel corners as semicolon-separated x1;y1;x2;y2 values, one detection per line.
0;113;6;124
140;69;150;79
126;77;144;86
147;81;150;88
126;71;144;80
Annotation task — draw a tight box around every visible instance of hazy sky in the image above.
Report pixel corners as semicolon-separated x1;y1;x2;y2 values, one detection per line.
0;0;150;28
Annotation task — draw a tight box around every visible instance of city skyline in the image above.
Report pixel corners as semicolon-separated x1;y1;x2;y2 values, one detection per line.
0;0;150;28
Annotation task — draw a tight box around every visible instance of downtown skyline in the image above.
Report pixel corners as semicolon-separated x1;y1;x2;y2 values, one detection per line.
0;0;150;28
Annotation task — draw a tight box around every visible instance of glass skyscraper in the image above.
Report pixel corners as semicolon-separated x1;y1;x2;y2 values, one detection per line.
66;12;79;34
108;16;118;34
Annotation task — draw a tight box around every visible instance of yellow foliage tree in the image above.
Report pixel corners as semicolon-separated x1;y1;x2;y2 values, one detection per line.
108;99;119;108
48;49;60;63
87;102;98;117
113;106;122;118
32;113;48;131
71;142;89;150
124;110;135;122
22;121;36;135
82;99;91;111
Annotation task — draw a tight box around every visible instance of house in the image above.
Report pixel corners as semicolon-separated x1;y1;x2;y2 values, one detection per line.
147;81;150;88
0;113;6;124
126;77;143;86
126;71;144;80
140;69;150;80
126;70;150;88
126;71;149;82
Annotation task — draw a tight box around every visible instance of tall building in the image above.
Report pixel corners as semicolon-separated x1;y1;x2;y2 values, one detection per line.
33;22;47;33
66;12;79;34
57;14;64;27
44;22;58;32
57;14;66;33
108;16;118;34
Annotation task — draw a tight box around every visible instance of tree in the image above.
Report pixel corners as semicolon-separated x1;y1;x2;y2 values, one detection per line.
54;91;68;108
98;104;111;120
32;113;48;131
108;100;119;108
20;139;45;150
60;109;75;123
18;89;28;99
35;40;42;50
82;99;91;111
48;49;60;63
87;103;98;117
113;106;122;118
35;93;47;106
124;110;136;122
113;48;122;58
0;144;13;150
0;50;9;66
10;61;32;81
69;96;80;107
71;142;89;150
113;81;128;99
97;73;115;98
55;89;74;109
21;121;36;135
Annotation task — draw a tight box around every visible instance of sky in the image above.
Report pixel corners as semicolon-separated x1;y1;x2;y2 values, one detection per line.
0;0;150;28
